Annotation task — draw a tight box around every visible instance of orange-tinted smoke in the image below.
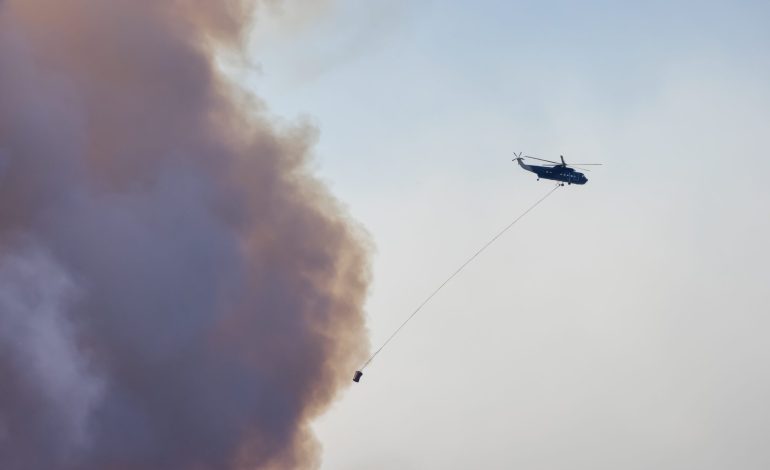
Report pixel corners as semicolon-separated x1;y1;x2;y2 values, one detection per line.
0;1;370;469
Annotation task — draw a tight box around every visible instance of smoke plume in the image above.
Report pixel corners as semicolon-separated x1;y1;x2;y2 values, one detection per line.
0;1;370;469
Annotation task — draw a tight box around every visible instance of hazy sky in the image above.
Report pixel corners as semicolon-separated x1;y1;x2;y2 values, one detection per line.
246;1;770;468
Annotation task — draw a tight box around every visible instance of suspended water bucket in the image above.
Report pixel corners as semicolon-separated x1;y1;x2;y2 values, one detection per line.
353;370;363;383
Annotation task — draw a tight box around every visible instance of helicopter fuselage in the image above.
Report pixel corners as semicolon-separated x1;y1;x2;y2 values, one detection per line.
516;158;587;185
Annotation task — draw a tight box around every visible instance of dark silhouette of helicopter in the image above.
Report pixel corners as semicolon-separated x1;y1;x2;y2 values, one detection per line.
513;152;602;185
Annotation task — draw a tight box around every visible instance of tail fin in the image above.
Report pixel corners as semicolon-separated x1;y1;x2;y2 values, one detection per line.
515;157;532;171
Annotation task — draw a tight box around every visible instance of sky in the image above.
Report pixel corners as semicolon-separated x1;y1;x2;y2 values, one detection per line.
245;1;770;469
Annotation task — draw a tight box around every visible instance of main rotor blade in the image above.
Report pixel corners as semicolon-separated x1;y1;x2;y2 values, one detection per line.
524;155;561;165
567;163;603;166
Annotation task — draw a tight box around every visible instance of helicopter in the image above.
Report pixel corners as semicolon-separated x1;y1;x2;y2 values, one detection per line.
513;152;602;186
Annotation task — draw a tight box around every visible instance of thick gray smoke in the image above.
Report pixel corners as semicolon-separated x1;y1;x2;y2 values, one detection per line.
0;1;370;469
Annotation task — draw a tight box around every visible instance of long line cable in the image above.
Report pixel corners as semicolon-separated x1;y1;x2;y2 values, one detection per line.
359;184;561;371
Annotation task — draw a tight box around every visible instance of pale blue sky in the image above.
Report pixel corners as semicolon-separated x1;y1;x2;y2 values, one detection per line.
246;2;770;468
